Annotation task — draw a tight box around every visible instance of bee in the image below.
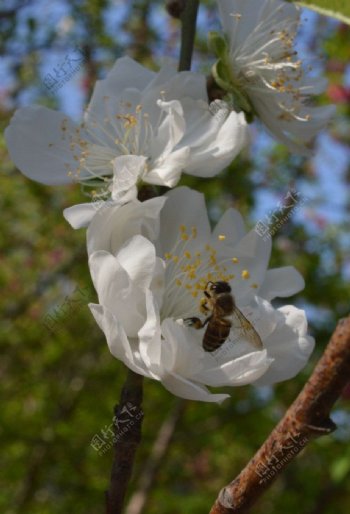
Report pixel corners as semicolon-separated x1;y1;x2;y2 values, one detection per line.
185;281;263;352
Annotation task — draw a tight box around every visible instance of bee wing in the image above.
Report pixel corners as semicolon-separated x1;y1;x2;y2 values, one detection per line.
230;306;263;349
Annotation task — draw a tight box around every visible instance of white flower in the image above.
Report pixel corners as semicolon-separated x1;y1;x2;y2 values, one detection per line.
87;187;314;403
215;0;335;154
5;56;247;201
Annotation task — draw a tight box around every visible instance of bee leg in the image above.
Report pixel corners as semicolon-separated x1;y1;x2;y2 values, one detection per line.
184;317;204;330
202;315;211;327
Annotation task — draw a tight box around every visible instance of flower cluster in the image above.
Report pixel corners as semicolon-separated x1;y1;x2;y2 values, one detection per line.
5;0;330;402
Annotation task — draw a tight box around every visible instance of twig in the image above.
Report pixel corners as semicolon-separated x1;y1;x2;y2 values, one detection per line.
125;400;186;514
178;0;200;71
209;315;350;514
106;370;144;514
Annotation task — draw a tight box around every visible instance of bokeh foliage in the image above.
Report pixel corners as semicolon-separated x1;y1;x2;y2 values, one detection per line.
1;1;349;513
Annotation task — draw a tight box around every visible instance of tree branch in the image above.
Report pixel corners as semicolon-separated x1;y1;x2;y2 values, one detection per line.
106;370;144;514
125;400;186;514
210;315;350;514
178;0;199;71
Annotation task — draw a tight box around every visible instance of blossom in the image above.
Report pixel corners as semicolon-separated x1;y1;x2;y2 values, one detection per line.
5;56;247;201
87;187;314;403
213;0;335;154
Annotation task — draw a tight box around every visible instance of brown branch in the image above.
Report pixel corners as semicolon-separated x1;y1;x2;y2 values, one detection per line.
105;370;144;514
125;400;186;514
210;315;350;514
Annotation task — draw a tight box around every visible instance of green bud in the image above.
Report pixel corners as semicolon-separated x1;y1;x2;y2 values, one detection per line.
208;31;228;59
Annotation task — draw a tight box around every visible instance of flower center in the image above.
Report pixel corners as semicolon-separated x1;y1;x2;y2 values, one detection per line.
59;99;156;189
228;7;311;123
160;225;252;321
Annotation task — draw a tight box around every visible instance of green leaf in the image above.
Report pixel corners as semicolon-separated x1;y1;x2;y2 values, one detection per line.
296;1;350;25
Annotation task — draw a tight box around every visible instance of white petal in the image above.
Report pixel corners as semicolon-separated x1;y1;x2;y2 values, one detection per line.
5;106;81;185
153;99;186;156
161;372;230;403
112;155;147;201
138;291;162;371
87;196;166;256
255;305;315;386
63;203;99;229
160;319;204;378
89;303;150;376
212;208;246;246
159;69;208;102
194;350;271;386
218;228;272;304
146;147;190;187
117;235;156;289
217;0;266;48
86;56;155;121
89;248;149;336
185;111;248;176
240;296;277;340
88;250;128;307
259;266;305;301
159;187;211;254
143;58;177;95
140;67;207;124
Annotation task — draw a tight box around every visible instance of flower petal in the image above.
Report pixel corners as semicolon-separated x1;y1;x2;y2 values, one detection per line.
161;372;230;403
117;235;156;289
63;203;100;229
160;319;204;378
184;111;248;176
146;147;190;187
138;290;163;372
5;106;81;185
194;350;271;386
88;250;129;309
255;305;315;386
86;56;155;122
159;187;211;254
112;155;147;202
89;303;150;376
212;208;246;246
259;266;305;301
219;228;272;304
152;99;186;156
87;196;166;256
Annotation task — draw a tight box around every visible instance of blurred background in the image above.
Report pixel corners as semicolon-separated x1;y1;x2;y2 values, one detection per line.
1;1;350;513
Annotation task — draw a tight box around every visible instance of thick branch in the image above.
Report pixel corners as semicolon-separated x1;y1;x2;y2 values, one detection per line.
178;0;199;71
210;315;350;514
106;370;144;514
